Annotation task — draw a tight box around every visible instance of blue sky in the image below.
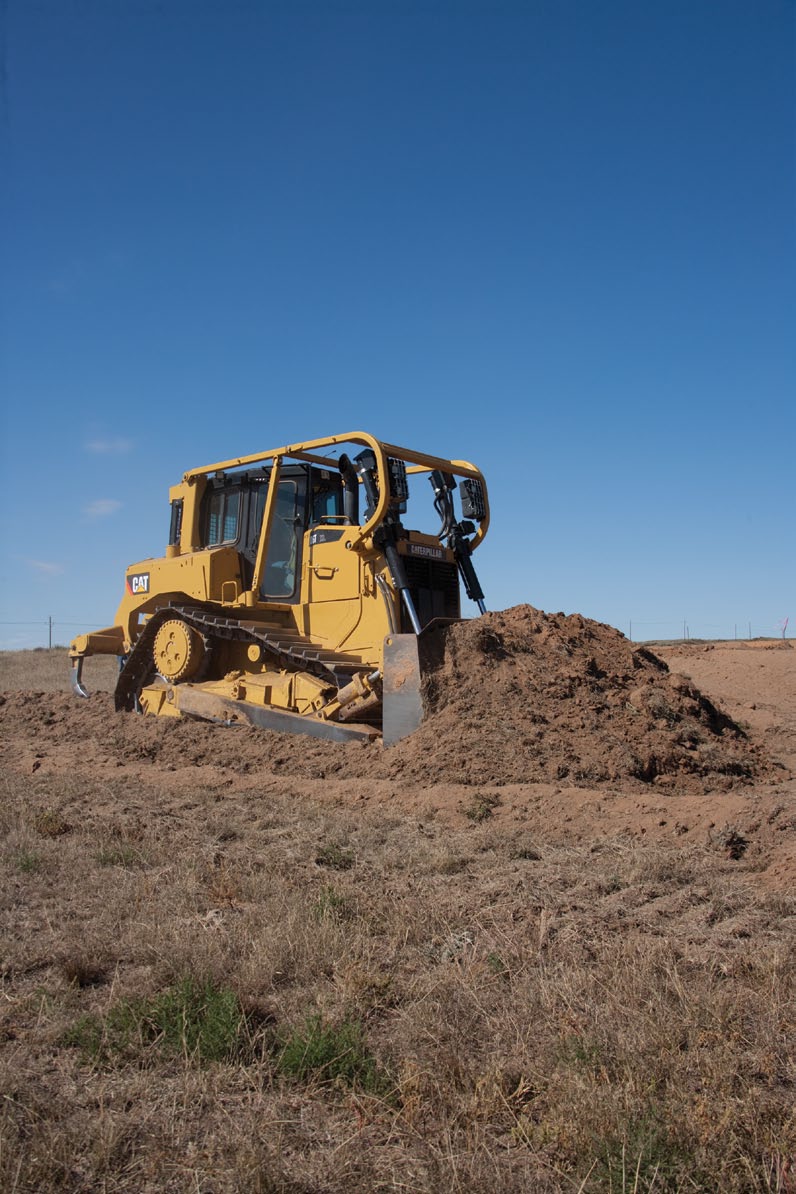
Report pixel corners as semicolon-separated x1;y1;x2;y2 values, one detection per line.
1;0;794;649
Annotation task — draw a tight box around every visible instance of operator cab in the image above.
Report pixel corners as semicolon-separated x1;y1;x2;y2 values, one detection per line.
190;465;346;603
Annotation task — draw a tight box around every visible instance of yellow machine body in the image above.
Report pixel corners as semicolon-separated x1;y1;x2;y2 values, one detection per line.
70;432;489;744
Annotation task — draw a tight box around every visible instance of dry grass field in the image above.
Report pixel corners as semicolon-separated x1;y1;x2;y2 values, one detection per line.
1;632;794;1192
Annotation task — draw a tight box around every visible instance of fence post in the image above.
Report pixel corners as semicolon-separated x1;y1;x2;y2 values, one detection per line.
48;616;53;650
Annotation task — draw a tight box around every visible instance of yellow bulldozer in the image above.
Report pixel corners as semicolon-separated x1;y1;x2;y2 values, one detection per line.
69;431;489;745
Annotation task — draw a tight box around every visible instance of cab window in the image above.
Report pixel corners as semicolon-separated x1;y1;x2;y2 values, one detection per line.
262;479;302;599
312;485;343;525
205;489;241;546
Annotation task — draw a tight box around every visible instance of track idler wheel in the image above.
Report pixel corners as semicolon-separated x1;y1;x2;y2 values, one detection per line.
152;618;206;683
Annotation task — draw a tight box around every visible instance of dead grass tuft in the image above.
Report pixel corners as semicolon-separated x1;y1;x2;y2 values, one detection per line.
29;807;72;838
463;791;501;822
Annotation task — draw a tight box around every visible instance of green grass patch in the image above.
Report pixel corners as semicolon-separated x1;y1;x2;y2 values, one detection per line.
62;977;246;1066
14;849;43;873
313;884;352;922
276;1014;392;1096
314;841;355;870
587;1112;700;1192
486;951;510;978
557;1034;604;1074
94;843;145;868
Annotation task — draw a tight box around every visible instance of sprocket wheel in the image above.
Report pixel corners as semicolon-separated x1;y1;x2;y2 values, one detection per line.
152;618;206;683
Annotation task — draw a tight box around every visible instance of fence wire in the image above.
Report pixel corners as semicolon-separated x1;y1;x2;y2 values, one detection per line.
1;615;790;650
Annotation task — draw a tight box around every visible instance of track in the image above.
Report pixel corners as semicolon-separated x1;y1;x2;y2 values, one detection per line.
114;603;368;713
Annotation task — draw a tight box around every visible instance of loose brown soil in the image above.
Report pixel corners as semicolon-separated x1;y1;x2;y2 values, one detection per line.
1;610;794;1192
2;608;792;885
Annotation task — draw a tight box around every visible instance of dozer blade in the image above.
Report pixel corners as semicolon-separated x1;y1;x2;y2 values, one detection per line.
382;634;425;746
173;686;379;744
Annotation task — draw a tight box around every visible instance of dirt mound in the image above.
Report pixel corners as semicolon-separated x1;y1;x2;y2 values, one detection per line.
384;606;768;791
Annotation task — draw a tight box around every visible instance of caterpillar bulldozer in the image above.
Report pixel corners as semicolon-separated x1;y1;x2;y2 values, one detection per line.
69;432;489;745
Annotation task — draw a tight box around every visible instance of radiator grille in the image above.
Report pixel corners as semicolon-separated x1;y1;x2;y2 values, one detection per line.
402;558;460;630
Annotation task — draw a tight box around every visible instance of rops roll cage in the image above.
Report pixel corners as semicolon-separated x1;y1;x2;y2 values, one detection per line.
183;430;490;629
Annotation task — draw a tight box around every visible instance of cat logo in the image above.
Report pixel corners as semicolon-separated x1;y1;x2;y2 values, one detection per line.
126;572;150;596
